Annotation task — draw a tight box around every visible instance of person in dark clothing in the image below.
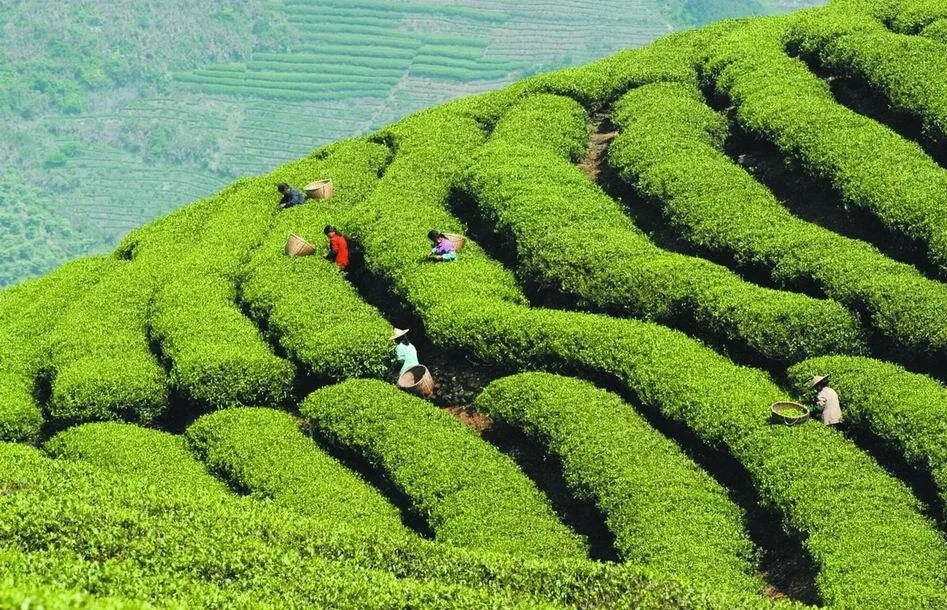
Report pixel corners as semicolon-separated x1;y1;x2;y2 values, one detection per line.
277;183;305;209
323;225;350;270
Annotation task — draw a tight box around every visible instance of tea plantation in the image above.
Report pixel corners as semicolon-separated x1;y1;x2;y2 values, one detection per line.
0;0;822;288
4;0;947;608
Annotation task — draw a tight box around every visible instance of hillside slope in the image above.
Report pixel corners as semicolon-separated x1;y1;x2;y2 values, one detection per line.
3;0;947;608
0;0;824;287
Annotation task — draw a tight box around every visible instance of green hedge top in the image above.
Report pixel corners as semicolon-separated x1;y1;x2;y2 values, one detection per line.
476;372;762;596
302;378;588;560
186;407;408;534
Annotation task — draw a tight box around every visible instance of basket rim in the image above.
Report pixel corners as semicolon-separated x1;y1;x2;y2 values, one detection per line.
770;401;809;418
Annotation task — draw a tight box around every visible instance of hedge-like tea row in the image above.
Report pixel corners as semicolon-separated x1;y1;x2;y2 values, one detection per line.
464;93;865;364
5;437;545;609
47;263;169;427
186;407;408;533
787;355;947;510
788;5;947;145
880;0;947;33
36;424;790;610
343;104;947;609
0;257;108;442
240;139;393;382
44;421;230;496
0;574;151;610
608;80;947;363
476;373;761;596
703;18;947;275
441;23;727;127
302;379;588;560
147;177;294;410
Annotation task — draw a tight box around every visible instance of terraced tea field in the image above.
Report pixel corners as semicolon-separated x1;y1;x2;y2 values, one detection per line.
0;0;822;287
9;0;947;608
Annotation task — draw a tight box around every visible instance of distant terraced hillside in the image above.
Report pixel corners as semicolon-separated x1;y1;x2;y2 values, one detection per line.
9;0;947;608
0;0;823;287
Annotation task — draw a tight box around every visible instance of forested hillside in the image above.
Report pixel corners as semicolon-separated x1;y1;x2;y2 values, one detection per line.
0;0;822;287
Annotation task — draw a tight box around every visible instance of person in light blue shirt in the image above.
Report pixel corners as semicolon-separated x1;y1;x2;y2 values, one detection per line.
391;327;419;376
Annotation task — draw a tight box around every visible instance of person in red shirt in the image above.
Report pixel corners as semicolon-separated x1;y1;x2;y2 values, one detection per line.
323;225;349;270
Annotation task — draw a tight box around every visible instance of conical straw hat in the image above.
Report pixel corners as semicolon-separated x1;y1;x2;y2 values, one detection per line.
809;374;830;386
390;328;409;341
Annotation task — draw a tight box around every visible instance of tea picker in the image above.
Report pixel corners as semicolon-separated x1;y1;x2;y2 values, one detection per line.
391;328;435;398
323;226;349;270
810;374;842;426
276;183;305;209
428;230;462;262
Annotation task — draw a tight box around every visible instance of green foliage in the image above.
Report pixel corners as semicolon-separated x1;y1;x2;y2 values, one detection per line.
788;355;947;513
344;100;947;610
0;256;108;442
476;372;762;596
788;4;947;144
0;171;95;288
147;179;294;411
705;17;947;276
302;378;588;560
43;421;229;496
46;263;169;427
2;430;543;609
4;2;947;606
186;407;407;532
608;80;947;363
240;140;393;382
465;92;865;364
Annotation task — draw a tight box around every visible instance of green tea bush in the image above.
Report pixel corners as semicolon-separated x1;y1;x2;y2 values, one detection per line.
186;407;408;533
464;93;865;364
441;25;721;126
0;256;109;441
476;372;762;596
0;575;152;610
704;18;947;275
608;80;947;362
147;177;294;410
881;0;947;32
46;264;169;426
302;378;588;560
788;355;947;511
240;140;393;382
344;103;947;609
2;437;543;609
920;17;947;42
789;5;947;144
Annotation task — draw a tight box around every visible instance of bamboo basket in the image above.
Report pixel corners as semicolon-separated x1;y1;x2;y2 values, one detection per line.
285;233;316;257
397;364;435;398
444;233;466;251
770;401;809;426
304;179;334;200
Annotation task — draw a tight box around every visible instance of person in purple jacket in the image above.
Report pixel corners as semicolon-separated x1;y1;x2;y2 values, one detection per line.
428;230;457;262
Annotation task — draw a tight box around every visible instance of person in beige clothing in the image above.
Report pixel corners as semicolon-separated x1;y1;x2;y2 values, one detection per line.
810;375;842;426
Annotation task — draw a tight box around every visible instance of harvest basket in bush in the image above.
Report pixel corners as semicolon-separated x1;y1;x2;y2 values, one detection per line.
771;401;809;426
285;234;316;257
304;179;334;200
444;233;466;251
398;364;435;398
